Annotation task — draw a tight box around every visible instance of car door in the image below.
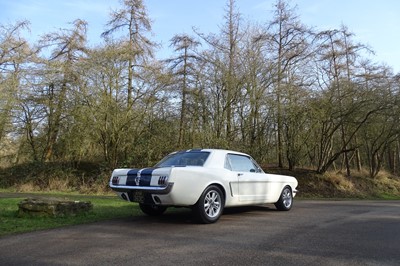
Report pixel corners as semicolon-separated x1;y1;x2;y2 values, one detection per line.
226;154;270;203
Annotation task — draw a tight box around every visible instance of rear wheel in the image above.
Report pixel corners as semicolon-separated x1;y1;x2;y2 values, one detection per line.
139;203;167;216
193;185;224;223
274;186;293;211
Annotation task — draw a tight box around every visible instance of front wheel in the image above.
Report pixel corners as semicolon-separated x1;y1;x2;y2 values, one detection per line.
139;203;167;216
193;185;224;223
274;186;293;211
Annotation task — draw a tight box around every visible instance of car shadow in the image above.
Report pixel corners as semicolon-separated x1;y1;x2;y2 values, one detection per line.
123;208;194;224
222;205;277;215
123;205;277;225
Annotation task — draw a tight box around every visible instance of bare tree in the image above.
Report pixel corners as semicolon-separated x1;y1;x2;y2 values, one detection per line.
167;34;201;148
311;27;379;174
0;21;31;143
265;0;313;168
38;19;88;162
195;0;244;142
102;0;154;107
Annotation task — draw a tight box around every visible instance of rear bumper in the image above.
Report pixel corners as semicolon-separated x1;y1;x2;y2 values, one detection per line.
109;183;174;194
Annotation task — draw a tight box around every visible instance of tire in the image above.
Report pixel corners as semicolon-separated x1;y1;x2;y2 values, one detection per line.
193;185;224;224
274;186;293;211
139;203;167;216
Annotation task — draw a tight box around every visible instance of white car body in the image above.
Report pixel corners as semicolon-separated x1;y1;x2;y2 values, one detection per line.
109;149;298;223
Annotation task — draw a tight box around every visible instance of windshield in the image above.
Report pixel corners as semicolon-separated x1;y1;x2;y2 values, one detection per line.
155;151;210;167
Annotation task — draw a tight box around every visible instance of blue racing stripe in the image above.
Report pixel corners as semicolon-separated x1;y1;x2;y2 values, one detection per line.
126;168;155;186
139;168;154;186
126;169;139;186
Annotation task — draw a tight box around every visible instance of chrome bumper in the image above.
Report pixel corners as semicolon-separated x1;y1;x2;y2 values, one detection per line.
109;183;174;194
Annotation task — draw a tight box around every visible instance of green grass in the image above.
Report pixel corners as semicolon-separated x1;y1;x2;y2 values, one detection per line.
0;194;139;237
368;193;400;200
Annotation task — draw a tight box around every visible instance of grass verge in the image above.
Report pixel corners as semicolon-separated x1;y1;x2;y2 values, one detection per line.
0;194;138;237
268;168;400;199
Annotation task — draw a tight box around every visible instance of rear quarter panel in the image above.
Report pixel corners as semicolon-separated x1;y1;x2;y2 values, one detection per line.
266;174;298;202
159;166;233;206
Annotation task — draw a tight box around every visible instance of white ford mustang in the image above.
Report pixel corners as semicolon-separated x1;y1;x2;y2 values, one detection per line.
109;149;298;223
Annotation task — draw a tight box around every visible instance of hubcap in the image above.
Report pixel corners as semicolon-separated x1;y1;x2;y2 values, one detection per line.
204;190;221;218
282;188;292;208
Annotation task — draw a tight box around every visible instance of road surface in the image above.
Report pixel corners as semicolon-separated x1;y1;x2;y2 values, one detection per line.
0;200;399;265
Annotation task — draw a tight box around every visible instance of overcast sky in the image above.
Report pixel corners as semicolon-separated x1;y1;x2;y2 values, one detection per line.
1;0;399;73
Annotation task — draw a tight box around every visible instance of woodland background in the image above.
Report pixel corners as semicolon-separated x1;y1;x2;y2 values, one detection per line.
1;0;399;191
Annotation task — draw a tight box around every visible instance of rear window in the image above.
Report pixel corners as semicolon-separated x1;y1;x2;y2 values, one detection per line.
155;151;210;167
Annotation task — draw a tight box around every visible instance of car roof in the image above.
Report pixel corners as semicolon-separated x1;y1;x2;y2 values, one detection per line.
177;149;251;168
202;148;248;155
174;148;249;156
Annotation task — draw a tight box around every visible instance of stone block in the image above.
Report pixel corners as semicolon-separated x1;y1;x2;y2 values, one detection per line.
18;197;93;217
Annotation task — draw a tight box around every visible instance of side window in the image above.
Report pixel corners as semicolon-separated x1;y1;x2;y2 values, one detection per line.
224;156;232;170
227;154;259;172
250;158;264;173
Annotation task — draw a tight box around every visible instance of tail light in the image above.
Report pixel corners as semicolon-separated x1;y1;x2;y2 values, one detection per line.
158;176;168;185
112;176;120;185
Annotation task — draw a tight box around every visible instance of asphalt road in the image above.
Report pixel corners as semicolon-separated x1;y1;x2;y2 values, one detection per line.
0;200;399;266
